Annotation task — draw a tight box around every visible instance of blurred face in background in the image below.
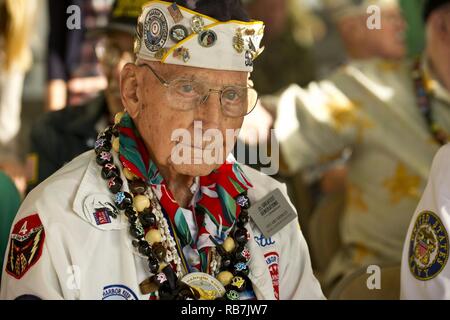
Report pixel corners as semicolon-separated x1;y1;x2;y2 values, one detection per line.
339;6;406;60
96;31;134;117
366;7;407;59
426;4;450;92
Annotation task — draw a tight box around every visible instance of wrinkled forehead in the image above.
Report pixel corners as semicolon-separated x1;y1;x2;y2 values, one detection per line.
140;59;250;84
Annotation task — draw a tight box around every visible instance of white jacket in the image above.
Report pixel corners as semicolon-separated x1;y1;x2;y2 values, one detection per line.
1;151;324;300
401;144;450;299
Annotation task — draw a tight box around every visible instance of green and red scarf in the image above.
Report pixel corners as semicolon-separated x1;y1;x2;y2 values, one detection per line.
118;113;253;273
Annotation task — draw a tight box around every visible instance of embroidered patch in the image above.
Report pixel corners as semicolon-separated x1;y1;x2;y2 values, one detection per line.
408;211;449;281
264;251;279;300
102;284;139;300
82;194;124;230
5;214;46;279
93;208;112;225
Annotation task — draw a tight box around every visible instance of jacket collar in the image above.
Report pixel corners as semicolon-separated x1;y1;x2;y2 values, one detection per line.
72;151;128;231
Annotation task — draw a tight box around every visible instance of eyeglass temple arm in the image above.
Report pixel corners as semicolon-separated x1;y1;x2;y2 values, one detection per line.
137;63;170;87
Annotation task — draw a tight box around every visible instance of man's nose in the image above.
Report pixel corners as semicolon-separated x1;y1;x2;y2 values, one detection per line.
196;91;222;128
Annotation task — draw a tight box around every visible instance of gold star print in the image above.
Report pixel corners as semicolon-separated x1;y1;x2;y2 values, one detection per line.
327;99;373;142
353;244;375;264
383;163;421;204
347;183;368;213
378;61;401;72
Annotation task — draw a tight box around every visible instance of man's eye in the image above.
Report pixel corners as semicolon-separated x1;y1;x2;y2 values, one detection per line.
181;84;194;93
223;89;242;103
174;82;198;97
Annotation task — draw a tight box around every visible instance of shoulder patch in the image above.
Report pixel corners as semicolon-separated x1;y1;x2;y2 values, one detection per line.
6;214;46;279
408;211;449;281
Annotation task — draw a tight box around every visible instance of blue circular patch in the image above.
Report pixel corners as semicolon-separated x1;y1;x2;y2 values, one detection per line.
408;211;449;281
102;284;138;300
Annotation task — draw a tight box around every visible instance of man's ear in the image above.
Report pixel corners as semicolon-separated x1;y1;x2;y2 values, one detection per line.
121;63;140;118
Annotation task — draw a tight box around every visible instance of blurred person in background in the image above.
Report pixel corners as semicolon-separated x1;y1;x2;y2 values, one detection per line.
247;0;449;294
314;0;406;76
239;0;325;225
46;0;113;111
0;0;36;191
328;0;406;60
244;0;322;95
28;0;138;190
0;0;37;280
241;0;408;254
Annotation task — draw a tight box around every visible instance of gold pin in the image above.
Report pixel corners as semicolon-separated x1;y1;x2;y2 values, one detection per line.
133;38;141;54
248;38;264;60
191;15;204;33
233;29;244;53
173;47;190;63
244;29;255;36
155;48;168;60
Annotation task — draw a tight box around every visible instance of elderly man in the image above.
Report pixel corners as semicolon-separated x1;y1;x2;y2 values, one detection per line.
400;1;450;299
0;0;324;300
255;0;450;293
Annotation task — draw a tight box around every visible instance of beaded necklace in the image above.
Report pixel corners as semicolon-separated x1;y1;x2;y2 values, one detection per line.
412;56;448;145
93;114;254;300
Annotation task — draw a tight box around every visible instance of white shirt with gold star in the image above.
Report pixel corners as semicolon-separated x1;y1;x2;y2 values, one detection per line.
267;57;450;287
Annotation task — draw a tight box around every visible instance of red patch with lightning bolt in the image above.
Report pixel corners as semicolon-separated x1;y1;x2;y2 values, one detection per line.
5;214;46;279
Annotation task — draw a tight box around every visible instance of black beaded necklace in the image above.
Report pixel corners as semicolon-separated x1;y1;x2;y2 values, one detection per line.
412;56;448;146
94;120;255;300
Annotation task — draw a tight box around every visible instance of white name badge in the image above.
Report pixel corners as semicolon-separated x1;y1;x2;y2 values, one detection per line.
248;188;297;239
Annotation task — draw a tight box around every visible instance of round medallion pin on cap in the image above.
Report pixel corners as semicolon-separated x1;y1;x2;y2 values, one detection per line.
198;30;217;48
169;24;189;42
143;8;169;53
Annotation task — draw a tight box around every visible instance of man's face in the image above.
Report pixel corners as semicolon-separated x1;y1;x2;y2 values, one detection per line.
97;31;134;116
366;7;407;59
127;62;249;177
428;6;450;54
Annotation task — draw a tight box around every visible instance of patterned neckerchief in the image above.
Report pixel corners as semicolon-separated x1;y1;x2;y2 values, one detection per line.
118;113;253;273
